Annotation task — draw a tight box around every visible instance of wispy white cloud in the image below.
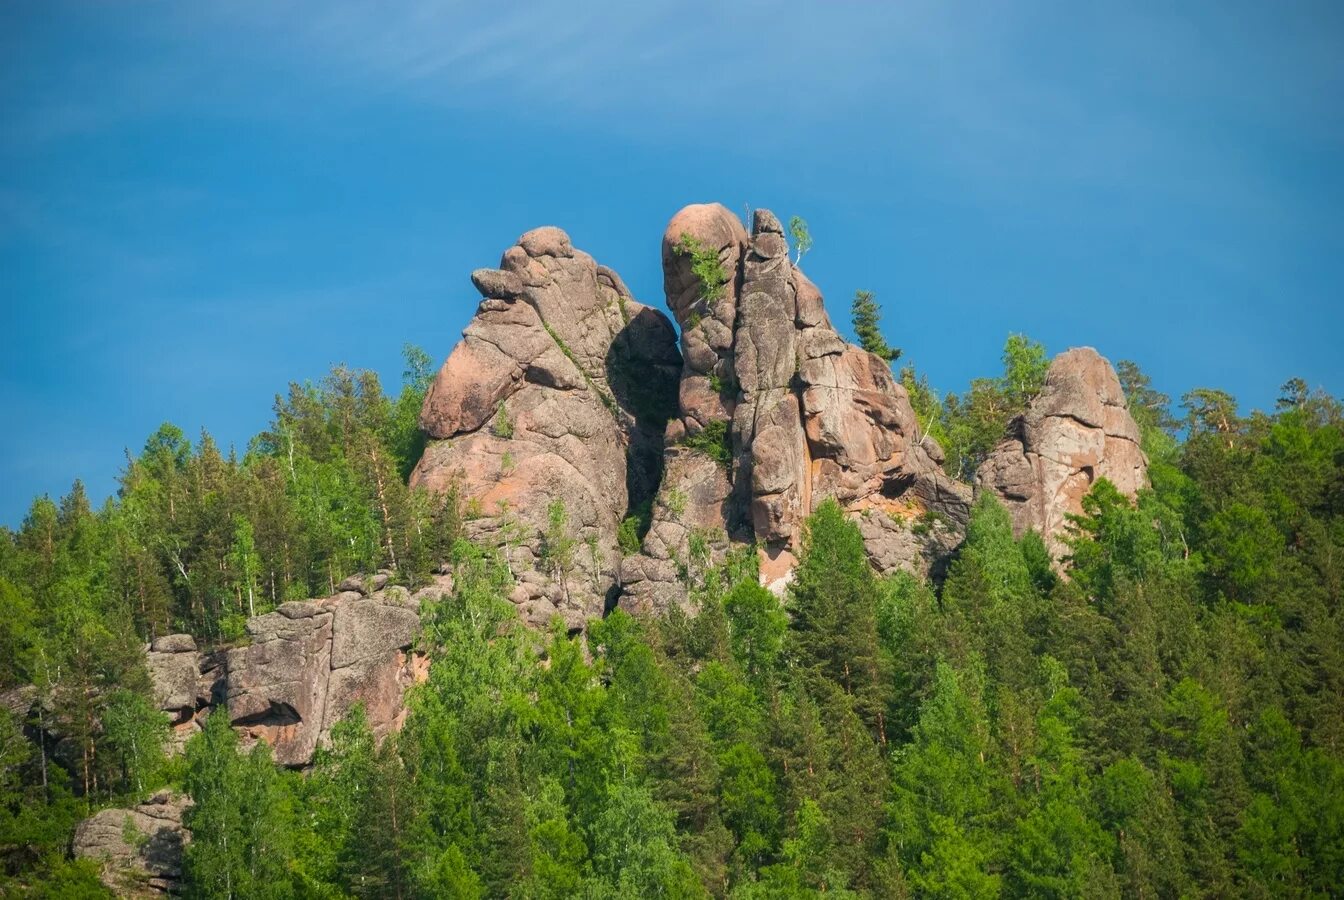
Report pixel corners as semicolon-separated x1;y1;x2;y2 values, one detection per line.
10;1;1341;199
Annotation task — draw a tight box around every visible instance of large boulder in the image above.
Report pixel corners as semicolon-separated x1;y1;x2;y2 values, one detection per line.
72;790;190;896
412;227;682;628
223;584;431;766
622;205;972;612
976;347;1148;558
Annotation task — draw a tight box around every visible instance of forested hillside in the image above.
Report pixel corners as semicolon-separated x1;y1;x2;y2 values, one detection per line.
1;343;1342;896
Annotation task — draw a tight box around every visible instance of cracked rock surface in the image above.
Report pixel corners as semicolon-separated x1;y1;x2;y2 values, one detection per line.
411;226;682;626
622;205;972;612
977;347;1148;558
73;790;191;896
144;575;441;767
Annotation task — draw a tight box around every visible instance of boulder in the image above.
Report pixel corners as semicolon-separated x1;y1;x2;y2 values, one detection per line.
72;790;190;896
0;684;36;719
146;640;201;725
976;347;1148;558
222;589;427;766
150;634;196;654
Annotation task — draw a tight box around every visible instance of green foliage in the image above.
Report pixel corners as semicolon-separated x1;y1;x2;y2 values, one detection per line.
706;369;736;396
618;499;653;556
184;708;298;898
491;402;514;438
887;661;1002;898
540;499;578;600
788;215;812;264
100;690;168;796
662;487;688;518
675;233;728;304
934;333;1050;479
788;500;891;743
2;332;1342;898
1117;359;1177;441
850;290;901;364
722;579;787;682
681;419;733;470
1000;333;1049;408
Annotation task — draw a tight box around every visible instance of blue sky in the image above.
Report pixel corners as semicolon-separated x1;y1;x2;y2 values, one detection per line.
3;1;1343;526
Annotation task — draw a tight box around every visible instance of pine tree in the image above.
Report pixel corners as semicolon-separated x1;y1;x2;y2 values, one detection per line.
850;290;900;364
887;662;1004;898
788;500;890;743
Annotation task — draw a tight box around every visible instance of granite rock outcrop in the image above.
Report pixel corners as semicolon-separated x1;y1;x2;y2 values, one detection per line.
143;574;440;767
977;347;1148;557
411;227;681;627
622;205;971;610
72;790;190;896
409;205;1145;616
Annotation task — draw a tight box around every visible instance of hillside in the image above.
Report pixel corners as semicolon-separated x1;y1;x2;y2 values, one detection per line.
1;205;1341;897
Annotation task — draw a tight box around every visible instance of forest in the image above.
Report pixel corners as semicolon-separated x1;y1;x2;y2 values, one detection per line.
1;340;1341;897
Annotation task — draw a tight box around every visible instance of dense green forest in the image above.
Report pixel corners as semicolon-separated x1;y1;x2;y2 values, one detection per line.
1;341;1342;897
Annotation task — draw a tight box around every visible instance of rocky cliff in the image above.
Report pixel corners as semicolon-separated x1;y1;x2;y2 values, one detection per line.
70;203;1152;894
622;205;972;609
411;205;1148;616
145;573;440;767
411;227;681;626
69;576;437;895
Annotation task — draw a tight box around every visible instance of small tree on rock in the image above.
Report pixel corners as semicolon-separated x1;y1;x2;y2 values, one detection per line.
850;290;901;364
789;216;812;265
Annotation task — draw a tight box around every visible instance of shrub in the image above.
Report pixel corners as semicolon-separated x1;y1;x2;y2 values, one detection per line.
492;403;514;438
675;233;728;303
682;420;732;470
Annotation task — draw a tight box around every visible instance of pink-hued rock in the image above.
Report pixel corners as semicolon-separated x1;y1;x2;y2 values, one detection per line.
413;206;1147;620
412;226;683;626
219;589;428;766
623;206;973;614
976;347;1148;558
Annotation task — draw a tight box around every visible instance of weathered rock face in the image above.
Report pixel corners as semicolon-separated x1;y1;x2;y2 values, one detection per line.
72;790;190;896
224;580;431;766
144;575;439;767
77;578;439;892
976;347;1148;558
623;205;972;611
411;227;681;627
411;206;1150;617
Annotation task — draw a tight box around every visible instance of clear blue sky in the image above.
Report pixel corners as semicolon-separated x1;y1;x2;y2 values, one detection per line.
3;1;1342;526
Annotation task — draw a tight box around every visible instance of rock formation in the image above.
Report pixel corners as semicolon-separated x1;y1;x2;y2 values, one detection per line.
144;573;441;767
70;576;439;892
977;347;1148;557
71;206;1156;895
403;207;1150;614
411;205;976;617
72;790;189;896
411;227;682;627
622;205;972;610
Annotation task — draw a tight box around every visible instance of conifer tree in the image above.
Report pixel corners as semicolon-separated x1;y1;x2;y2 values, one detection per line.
788;500;890;743
850;290;901;364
